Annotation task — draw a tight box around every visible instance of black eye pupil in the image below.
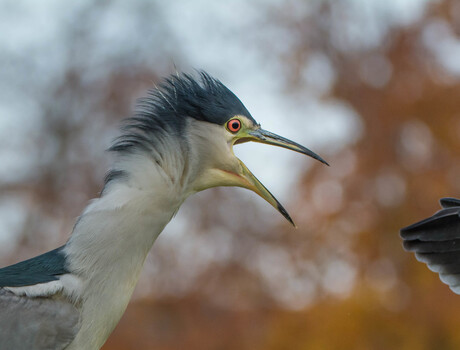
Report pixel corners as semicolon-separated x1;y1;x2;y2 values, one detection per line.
231;122;239;130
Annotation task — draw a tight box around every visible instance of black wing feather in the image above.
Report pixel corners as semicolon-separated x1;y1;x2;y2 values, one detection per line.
0;246;68;287
440;197;460;208
401;198;460;293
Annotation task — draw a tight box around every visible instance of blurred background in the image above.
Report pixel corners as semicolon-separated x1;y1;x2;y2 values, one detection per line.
1;0;460;349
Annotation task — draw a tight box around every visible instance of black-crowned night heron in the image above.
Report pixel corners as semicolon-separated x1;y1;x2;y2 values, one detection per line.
0;72;328;349
401;197;460;294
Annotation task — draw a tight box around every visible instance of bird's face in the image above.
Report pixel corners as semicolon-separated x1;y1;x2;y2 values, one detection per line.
118;72;328;225
189;114;328;226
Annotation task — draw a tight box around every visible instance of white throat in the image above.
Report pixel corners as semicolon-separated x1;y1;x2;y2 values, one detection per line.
64;153;188;349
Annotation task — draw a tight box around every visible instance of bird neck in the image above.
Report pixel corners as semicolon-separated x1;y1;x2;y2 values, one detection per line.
65;123;207;277
63;161;188;349
65;159;186;280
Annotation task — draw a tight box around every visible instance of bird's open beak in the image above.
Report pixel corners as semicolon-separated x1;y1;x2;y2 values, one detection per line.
234;128;328;227
247;129;329;166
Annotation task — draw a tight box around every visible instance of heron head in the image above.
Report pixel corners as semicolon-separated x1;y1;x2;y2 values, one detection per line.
111;72;328;226
178;73;328;226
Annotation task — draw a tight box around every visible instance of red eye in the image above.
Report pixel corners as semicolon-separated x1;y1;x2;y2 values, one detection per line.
227;119;241;133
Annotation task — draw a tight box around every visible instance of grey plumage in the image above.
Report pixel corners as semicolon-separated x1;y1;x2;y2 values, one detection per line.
0;289;80;350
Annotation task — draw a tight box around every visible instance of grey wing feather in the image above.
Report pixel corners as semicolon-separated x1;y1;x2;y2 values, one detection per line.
401;198;460;294
0;289;80;350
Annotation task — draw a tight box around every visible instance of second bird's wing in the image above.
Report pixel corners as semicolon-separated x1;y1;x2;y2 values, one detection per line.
401;197;460;294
